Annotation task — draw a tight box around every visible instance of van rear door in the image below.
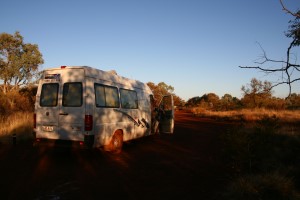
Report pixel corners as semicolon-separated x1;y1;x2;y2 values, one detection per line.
58;68;85;141
37;79;60;137
159;95;174;133
36;68;85;141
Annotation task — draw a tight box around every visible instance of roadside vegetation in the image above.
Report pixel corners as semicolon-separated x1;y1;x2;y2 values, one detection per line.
0;112;34;144
0;86;36;144
188;107;300;199
191;107;300;125
220;115;300;199
185;79;300;199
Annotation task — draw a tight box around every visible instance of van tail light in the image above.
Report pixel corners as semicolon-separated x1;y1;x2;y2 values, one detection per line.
85;115;93;131
34;113;36;129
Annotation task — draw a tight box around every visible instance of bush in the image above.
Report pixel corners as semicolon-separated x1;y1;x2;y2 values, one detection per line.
0;86;36;115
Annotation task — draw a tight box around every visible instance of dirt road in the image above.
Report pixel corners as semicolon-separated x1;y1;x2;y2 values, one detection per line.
0;110;233;200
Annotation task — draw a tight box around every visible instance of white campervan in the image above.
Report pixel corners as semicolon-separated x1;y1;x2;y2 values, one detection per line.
33;66;174;153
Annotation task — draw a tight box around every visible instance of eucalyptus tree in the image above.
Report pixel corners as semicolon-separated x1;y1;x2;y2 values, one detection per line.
0;31;43;93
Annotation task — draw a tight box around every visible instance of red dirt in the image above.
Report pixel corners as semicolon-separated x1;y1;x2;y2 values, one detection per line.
0;110;234;200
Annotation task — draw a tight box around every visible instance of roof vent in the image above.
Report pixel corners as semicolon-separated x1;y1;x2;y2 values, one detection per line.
108;70;117;75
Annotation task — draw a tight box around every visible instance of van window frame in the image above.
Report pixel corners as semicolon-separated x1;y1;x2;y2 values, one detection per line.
62;82;83;107
120;88;138;109
40;83;59;107
94;83;120;108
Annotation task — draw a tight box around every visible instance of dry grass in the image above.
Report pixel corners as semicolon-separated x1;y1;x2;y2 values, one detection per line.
191;107;300;136
0;112;34;144
218;109;300;199
191;107;300;124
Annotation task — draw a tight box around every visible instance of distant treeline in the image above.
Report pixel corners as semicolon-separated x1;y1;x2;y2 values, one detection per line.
186;92;300;111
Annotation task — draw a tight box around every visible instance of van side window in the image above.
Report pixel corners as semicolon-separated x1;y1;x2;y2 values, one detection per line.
120;89;138;109
62;82;83;107
40;83;59;107
95;84;119;108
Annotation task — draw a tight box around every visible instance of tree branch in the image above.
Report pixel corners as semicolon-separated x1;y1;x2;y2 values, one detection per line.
280;0;300;18
239;39;299;97
239;65;285;72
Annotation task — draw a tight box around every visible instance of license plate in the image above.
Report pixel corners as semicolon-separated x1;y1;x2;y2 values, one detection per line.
42;126;54;132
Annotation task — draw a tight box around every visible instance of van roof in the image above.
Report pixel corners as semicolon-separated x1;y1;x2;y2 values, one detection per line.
43;66;153;93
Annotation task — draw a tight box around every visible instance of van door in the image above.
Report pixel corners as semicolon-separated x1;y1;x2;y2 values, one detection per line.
58;69;85;141
37;80;60;138
158;95;174;134
36;68;85;141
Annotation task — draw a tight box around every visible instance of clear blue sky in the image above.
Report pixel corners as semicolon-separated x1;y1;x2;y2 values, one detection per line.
1;0;299;101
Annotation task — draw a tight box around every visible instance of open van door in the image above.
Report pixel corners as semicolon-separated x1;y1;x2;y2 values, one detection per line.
158;95;174;134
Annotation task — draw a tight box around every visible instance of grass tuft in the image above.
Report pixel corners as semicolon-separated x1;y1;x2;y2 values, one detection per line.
0;112;34;144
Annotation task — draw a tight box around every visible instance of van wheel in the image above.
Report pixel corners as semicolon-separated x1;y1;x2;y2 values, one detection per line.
107;131;123;154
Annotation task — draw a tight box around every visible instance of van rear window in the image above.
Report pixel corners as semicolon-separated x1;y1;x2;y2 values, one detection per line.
40;83;59;107
63;82;83;107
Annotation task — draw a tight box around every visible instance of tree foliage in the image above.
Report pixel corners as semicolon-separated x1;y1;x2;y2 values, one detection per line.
241;78;273;108
220;94;241;110
187;93;241;111
147;82;174;100
146;81;184;106
239;1;300;96
203;93;220;106
185;96;201;107
0;31;44;93
186;93;216;110
285;93;300;109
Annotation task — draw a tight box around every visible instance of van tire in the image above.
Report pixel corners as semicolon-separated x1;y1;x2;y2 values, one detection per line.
105;130;123;154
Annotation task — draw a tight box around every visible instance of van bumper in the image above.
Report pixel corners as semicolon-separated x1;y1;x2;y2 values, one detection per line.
33;135;95;149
